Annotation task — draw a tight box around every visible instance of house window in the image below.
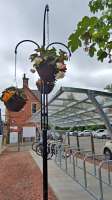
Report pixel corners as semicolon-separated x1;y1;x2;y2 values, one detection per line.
32;103;37;113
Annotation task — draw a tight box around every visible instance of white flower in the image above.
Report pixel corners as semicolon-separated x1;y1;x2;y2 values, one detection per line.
55;71;65;79
56;62;63;69
33;57;43;65
43;56;47;61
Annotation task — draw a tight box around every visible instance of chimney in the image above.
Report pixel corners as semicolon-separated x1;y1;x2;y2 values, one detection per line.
23;73;29;88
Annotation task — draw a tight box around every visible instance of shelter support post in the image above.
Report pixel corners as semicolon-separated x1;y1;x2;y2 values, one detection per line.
76;132;80;151
88;90;112;138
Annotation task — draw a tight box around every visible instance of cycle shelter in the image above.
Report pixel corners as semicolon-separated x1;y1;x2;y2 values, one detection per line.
30;86;112;200
31;86;112;135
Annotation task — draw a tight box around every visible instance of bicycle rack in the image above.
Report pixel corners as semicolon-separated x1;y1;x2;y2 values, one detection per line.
98;160;112;200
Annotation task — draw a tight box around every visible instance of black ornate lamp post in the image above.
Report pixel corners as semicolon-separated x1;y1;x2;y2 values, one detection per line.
14;4;71;200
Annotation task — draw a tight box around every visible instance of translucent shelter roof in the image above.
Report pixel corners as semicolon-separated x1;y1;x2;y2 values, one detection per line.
31;87;112;130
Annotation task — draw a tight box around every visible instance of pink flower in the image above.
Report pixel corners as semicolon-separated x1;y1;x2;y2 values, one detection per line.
59;65;67;72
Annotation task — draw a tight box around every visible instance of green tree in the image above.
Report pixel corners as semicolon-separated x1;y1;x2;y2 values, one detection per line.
68;0;112;63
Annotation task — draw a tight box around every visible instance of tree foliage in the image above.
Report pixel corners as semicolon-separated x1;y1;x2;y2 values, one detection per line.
68;0;112;63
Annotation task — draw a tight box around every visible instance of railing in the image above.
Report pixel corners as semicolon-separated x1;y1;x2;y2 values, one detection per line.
54;144;112;200
98;160;112;200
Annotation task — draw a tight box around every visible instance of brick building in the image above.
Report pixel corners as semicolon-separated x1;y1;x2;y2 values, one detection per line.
5;74;40;143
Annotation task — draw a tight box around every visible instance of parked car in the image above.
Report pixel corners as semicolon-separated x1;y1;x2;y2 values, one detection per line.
65;131;77;136
94;129;110;139
103;140;112;160
78;131;84;137
83;130;91;137
77;130;91;137
72;131;78;136
92;130;97;137
69;132;74;136
92;129;104;138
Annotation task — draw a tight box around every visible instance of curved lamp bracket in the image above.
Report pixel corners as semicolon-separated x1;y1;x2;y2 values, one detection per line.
15;39;40;54
46;42;71;60
14;40;40;87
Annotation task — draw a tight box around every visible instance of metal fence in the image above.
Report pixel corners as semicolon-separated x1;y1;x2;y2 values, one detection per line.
64;135;109;155
54;144;112;200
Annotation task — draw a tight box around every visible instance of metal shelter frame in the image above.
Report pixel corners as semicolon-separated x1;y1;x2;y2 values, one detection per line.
31;86;112;137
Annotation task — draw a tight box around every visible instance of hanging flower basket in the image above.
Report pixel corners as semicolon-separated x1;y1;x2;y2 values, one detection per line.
0;87;27;112
37;61;56;82
30;47;68;82
36;79;54;94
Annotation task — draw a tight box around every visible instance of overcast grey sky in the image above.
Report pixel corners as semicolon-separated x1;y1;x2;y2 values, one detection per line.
0;0;112;116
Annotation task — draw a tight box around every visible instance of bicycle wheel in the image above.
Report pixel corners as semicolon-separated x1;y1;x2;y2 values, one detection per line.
50;143;56;157
36;144;43;156
35;143;53;159
32;142;38;152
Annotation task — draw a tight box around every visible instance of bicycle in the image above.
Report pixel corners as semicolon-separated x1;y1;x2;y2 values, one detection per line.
32;139;40;152
32;135;65;160
36;140;56;159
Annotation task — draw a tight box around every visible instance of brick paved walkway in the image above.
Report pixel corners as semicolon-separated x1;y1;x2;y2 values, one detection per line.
0;149;57;200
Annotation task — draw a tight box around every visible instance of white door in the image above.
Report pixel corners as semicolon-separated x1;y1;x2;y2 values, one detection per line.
10;132;18;144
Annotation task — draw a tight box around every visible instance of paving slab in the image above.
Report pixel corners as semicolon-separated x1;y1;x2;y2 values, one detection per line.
31;151;95;200
0;149;57;200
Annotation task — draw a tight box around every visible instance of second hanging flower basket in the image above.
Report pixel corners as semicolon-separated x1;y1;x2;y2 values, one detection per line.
30;47;68;84
0;87;27;112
